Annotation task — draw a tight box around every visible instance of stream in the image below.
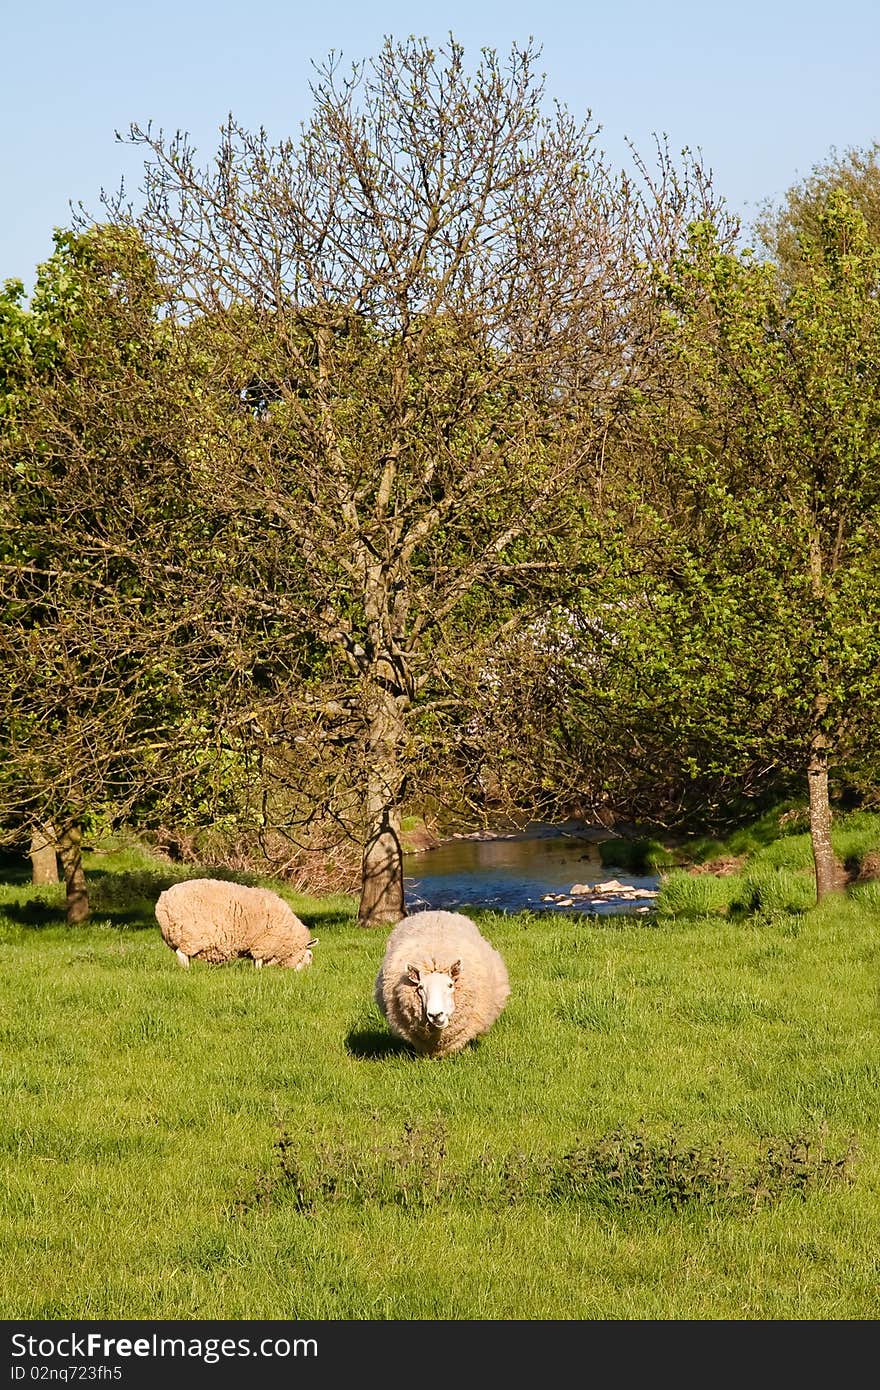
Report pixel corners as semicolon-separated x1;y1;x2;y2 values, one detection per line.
403;821;660;917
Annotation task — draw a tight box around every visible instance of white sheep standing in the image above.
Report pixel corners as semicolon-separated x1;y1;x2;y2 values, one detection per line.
155;878;316;970
373;909;510;1057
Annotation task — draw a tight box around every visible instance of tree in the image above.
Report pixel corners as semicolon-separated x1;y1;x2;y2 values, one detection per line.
757;142;880;286
559;194;880;897
104;36;724;922
0;228;250;921
1;281;62;886
28;824;59;885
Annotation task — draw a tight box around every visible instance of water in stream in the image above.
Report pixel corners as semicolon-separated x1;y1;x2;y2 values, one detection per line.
403;822;660;916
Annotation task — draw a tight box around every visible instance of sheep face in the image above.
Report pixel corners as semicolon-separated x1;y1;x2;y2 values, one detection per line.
406;960;461;1031
292;938;318;971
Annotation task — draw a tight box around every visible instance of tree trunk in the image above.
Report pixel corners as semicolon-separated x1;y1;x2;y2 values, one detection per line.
358;688;407;927
807;740;845;902
805;541;845;902
57;823;90;924
29;823;59;885
359;796;406;926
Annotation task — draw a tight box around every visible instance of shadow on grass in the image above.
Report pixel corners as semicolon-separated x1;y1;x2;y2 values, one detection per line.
3;862;358;934
84;865;179;888
0;851;34;887
344;1026;412;1060
298;904;359;931
2;900;63;927
2;900;159;931
96;908;160;930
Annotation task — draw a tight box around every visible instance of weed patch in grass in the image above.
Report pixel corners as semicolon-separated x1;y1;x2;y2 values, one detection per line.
548;1128;858;1211
240;1122;859;1217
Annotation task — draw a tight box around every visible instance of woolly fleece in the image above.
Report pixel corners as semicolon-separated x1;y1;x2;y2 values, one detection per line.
374;909;510;1057
155;877;313;967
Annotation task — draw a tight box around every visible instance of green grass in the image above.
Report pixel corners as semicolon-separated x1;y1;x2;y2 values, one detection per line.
685;805;880;869
851;879;880;912
734;866;818;915
2;844;880;1318
598;837;677;873
656;807;880;921
655;869;741;918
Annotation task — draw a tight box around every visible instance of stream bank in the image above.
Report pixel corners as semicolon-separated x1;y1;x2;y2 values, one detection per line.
403;820;661;916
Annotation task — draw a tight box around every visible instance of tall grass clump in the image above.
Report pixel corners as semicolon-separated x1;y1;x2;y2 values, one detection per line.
732;866;817;915
850;879;880;911
740;812;879;877
656;870;740;919
678;835;728;864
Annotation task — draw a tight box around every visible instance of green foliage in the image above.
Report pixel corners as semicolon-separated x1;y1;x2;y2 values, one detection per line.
540;188;880;837
0;227;256;842
649;194;880;775
757;142;880;287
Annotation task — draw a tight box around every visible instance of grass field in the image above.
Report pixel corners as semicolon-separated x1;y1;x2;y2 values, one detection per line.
2;834;880;1320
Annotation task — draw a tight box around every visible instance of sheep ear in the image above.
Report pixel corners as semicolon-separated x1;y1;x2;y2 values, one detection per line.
449;960;461;981
405;963;421;985
307;938;319;947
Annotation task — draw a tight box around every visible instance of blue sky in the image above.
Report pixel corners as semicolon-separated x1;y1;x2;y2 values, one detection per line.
3;0;878;287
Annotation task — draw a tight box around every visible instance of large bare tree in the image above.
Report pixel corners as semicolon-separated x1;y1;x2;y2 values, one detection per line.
100;37;725;923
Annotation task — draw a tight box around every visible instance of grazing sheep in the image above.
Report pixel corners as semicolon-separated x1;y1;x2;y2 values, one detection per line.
373;909;510;1057
155;878;316;970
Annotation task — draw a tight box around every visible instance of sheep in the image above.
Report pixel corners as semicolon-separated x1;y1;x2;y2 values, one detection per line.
155;878;316;970
373;909;510;1057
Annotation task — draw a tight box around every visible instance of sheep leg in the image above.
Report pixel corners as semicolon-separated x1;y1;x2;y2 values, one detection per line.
254;958;263;969
175;949;190;969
